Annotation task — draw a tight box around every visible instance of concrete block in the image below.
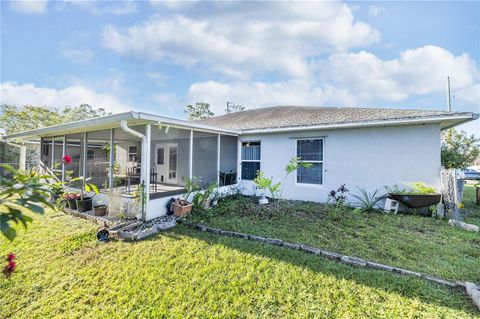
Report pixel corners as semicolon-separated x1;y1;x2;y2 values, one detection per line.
465;282;480;310
341;256;367;267
448;219;479;232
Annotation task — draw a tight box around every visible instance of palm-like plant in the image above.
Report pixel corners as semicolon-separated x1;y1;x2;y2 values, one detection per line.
350;187;386;213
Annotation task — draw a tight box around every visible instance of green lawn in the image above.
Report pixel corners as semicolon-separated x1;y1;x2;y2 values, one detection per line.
464;184;480;227
1;209;478;318
188;190;480;283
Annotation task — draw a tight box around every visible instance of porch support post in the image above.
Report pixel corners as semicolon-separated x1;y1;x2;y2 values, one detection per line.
143;124;151;202
109;128;114;189
217;134;221;186
61;135;66;181
82;132;87;177
189;130;193;179
19;142;26;172
51;137;55;171
237;139;242;183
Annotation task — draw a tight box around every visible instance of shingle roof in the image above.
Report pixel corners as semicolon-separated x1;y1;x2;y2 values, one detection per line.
196;106;470;131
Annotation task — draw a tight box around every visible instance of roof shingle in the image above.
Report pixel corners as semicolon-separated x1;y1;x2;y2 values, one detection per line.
196;106;462;131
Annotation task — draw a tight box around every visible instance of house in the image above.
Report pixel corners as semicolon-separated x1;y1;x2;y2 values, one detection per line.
4;106;478;220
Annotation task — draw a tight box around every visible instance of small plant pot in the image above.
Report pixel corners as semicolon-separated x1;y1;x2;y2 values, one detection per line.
93;205;108;216
172;202;193;217
76;197;93;212
67;198;77;210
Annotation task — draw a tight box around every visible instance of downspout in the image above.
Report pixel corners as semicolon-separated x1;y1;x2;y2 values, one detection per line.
5;140;26;171
119;120;148;221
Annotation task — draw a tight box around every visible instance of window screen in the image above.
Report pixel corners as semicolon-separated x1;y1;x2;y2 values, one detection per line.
241;141;260;180
296;139;323;185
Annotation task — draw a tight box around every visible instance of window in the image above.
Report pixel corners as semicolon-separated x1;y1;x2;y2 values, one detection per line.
42;144;49;156
169;146;177;179
296;139;323;185
87;150;95;159
128;146;138;162
157;148;164;165
241;141;260;180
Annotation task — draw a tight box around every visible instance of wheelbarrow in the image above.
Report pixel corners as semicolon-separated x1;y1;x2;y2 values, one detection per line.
96;220;143;241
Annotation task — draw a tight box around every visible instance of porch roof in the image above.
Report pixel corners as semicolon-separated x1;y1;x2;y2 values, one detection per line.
5;111;240;140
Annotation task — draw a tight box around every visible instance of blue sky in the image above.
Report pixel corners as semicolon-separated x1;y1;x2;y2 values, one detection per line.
1;1;479;134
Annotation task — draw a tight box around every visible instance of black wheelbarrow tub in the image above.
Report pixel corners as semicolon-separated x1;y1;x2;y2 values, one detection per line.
388;194;442;209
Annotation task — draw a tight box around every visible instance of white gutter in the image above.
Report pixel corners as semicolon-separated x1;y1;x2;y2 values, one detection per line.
5;140;26;171
240;114;477;135
119;120;149;220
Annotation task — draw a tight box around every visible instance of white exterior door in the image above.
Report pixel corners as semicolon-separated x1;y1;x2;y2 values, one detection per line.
154;143;178;184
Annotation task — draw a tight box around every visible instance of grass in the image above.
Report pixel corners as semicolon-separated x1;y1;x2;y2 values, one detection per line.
464;184;480;227
0;208;478;318
189;189;480;283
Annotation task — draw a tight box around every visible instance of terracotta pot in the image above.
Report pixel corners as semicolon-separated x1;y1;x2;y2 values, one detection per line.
172;202;193;217
76;197;93;212
93;205;108;216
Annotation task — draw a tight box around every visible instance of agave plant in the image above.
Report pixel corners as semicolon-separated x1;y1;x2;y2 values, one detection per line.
351;187;386;213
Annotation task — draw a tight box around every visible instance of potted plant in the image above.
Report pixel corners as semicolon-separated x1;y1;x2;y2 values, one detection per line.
93;199;108;216
386;182;442;209
63;192;80;210
50;182;66;202
171;176;200;217
70;177;99;213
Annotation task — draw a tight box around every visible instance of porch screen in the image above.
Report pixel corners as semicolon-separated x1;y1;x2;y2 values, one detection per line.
241;141;260;180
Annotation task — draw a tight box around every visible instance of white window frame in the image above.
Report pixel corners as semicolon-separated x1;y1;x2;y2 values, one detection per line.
294;138;324;187
240;140;261;180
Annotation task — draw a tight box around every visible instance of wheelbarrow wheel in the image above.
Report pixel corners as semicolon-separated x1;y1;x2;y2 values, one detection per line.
97;228;110;242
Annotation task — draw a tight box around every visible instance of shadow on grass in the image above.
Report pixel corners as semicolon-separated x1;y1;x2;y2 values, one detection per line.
159;225;477;315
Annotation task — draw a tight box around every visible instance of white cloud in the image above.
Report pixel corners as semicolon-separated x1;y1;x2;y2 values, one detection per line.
186;45;480;114
186;80;356;114
57;32;94;65
0;81;131;113
316;45;478;102
103;2;380;79
54;0;137;15
9;0;48;14
368;5;385;17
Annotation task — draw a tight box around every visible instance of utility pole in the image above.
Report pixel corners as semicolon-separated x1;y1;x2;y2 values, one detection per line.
447;76;452;112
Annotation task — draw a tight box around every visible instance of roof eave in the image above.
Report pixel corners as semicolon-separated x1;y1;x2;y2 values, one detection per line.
239;113;478;135
4;111;240;140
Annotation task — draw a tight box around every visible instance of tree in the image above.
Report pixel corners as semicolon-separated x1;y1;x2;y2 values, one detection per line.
0;104;111;135
62;104;110;122
226;102;245;114
185;102;214;121
0;104;112;163
441;129;480;169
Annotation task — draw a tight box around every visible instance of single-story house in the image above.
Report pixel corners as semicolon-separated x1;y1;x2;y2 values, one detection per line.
4;106;478;220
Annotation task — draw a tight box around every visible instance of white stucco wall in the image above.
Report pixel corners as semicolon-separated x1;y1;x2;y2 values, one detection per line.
237;123;442;203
